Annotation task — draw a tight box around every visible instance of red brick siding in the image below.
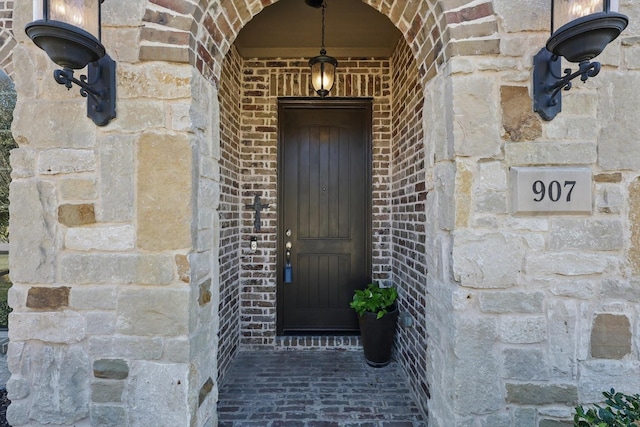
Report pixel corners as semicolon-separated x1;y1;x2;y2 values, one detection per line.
217;44;243;380
390;37;429;415
236;57;393;347
140;0;496;88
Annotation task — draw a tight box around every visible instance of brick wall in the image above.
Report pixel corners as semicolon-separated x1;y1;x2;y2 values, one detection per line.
0;0;14;76
235;56;394;348
217;45;242;379
389;37;428;414
140;0;499;89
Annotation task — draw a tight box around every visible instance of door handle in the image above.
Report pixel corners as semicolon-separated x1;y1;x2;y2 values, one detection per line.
284;241;293;283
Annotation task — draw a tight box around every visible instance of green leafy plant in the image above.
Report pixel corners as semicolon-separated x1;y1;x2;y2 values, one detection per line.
574;389;640;427
350;283;397;319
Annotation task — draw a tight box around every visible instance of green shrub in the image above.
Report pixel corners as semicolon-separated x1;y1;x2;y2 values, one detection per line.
574;389;640;427
350;283;397;319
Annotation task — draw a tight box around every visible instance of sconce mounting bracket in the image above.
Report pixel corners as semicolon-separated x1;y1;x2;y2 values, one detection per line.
533;48;600;121
53;55;116;126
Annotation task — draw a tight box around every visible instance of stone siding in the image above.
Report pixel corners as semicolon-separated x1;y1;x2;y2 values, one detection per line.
5;0;640;426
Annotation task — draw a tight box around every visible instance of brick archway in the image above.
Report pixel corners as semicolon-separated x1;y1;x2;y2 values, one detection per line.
141;0;498;86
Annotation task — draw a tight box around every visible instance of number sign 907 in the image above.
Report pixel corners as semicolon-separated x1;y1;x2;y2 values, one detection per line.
511;167;591;215
532;180;576;203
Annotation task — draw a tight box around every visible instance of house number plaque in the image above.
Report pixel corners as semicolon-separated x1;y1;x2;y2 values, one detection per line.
510;167;592;215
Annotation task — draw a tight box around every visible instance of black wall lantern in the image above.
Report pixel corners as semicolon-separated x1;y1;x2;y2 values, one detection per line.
307;0;337;97
533;0;628;121
25;0;116;126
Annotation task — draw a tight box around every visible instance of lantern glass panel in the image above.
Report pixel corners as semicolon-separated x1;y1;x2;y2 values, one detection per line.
552;0;611;33
311;61;335;93
33;0;100;39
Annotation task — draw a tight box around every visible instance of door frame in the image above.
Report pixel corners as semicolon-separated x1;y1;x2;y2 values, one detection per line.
276;97;374;335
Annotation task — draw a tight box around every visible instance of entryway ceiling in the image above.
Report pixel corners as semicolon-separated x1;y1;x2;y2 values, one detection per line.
234;0;403;59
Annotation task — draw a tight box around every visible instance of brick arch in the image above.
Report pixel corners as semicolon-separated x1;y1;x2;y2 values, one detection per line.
141;0;498;86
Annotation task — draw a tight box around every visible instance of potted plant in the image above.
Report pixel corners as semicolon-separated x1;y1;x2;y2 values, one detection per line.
350;283;399;367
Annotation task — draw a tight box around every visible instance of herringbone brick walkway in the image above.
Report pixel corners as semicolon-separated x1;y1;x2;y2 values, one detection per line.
217;350;426;426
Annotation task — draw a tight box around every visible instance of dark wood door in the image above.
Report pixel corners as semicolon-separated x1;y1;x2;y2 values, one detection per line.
278;99;372;334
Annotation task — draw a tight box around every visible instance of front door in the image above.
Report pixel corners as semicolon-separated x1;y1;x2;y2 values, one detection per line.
277;99;372;334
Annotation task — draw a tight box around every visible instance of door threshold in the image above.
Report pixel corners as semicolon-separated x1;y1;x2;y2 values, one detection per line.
275;335;361;351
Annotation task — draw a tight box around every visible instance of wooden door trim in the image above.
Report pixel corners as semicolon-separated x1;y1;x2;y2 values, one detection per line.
276;98;373;335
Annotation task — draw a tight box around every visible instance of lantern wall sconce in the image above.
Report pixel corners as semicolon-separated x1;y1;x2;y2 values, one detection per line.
533;0;628;121
306;0;338;98
25;0;116;126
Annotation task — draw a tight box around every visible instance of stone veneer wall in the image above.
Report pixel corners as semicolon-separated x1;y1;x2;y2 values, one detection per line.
5;0;640;426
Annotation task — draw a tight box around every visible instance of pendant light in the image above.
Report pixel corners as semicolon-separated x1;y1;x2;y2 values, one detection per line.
308;0;337;98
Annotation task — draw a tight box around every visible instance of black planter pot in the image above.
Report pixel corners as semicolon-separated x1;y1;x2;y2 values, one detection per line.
358;306;398;367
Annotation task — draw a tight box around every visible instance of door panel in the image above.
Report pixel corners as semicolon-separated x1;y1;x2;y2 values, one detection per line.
278;99;372;334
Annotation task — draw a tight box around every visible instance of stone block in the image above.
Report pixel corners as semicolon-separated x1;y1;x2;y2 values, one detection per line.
58;204;96;227
590;314;631;359
59;178;97;200
29;344;90;424
94;359;129;380
110;100;165;132
578;360;640;403
137;131;193;251
479;291;544;314
116;287;189;336
629;178;640;275
127;362;190;426
9;180;57;284
90;404;127;427
12;100;95;149
505;142;597;165
85;311;117;335
506;383;578;406
453;232;525;288
9;312;86;344
60;253;175;285
503;348;550;380
38;149;96;175
10;148;35;179
480;413;511;427
451;75;502;157
163;337;190;363
26;286;70;310
6;376;30;400
549;219;623;251
596;183;624;214
91;380;125;403
6;399;29;426
600;279;640;302
598;74;640;170
513;407;536;427
549;299;578;379
550;281;596;300
525;253;612;277
493;0;547;32
501;86;542;142
118;63;192;100
65;224;135;251
70;286;117;310
500;316;547;344
89;336;164;360
99;135;135;222
453;317;502;415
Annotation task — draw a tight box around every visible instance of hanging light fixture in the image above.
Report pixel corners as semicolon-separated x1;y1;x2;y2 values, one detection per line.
533;0;628;121
25;0;116;126
307;0;337;98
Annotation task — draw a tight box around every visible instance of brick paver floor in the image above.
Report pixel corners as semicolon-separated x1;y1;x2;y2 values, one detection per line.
217;350;426;426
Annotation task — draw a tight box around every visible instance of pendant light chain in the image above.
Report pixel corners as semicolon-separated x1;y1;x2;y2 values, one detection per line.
321;2;326;52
